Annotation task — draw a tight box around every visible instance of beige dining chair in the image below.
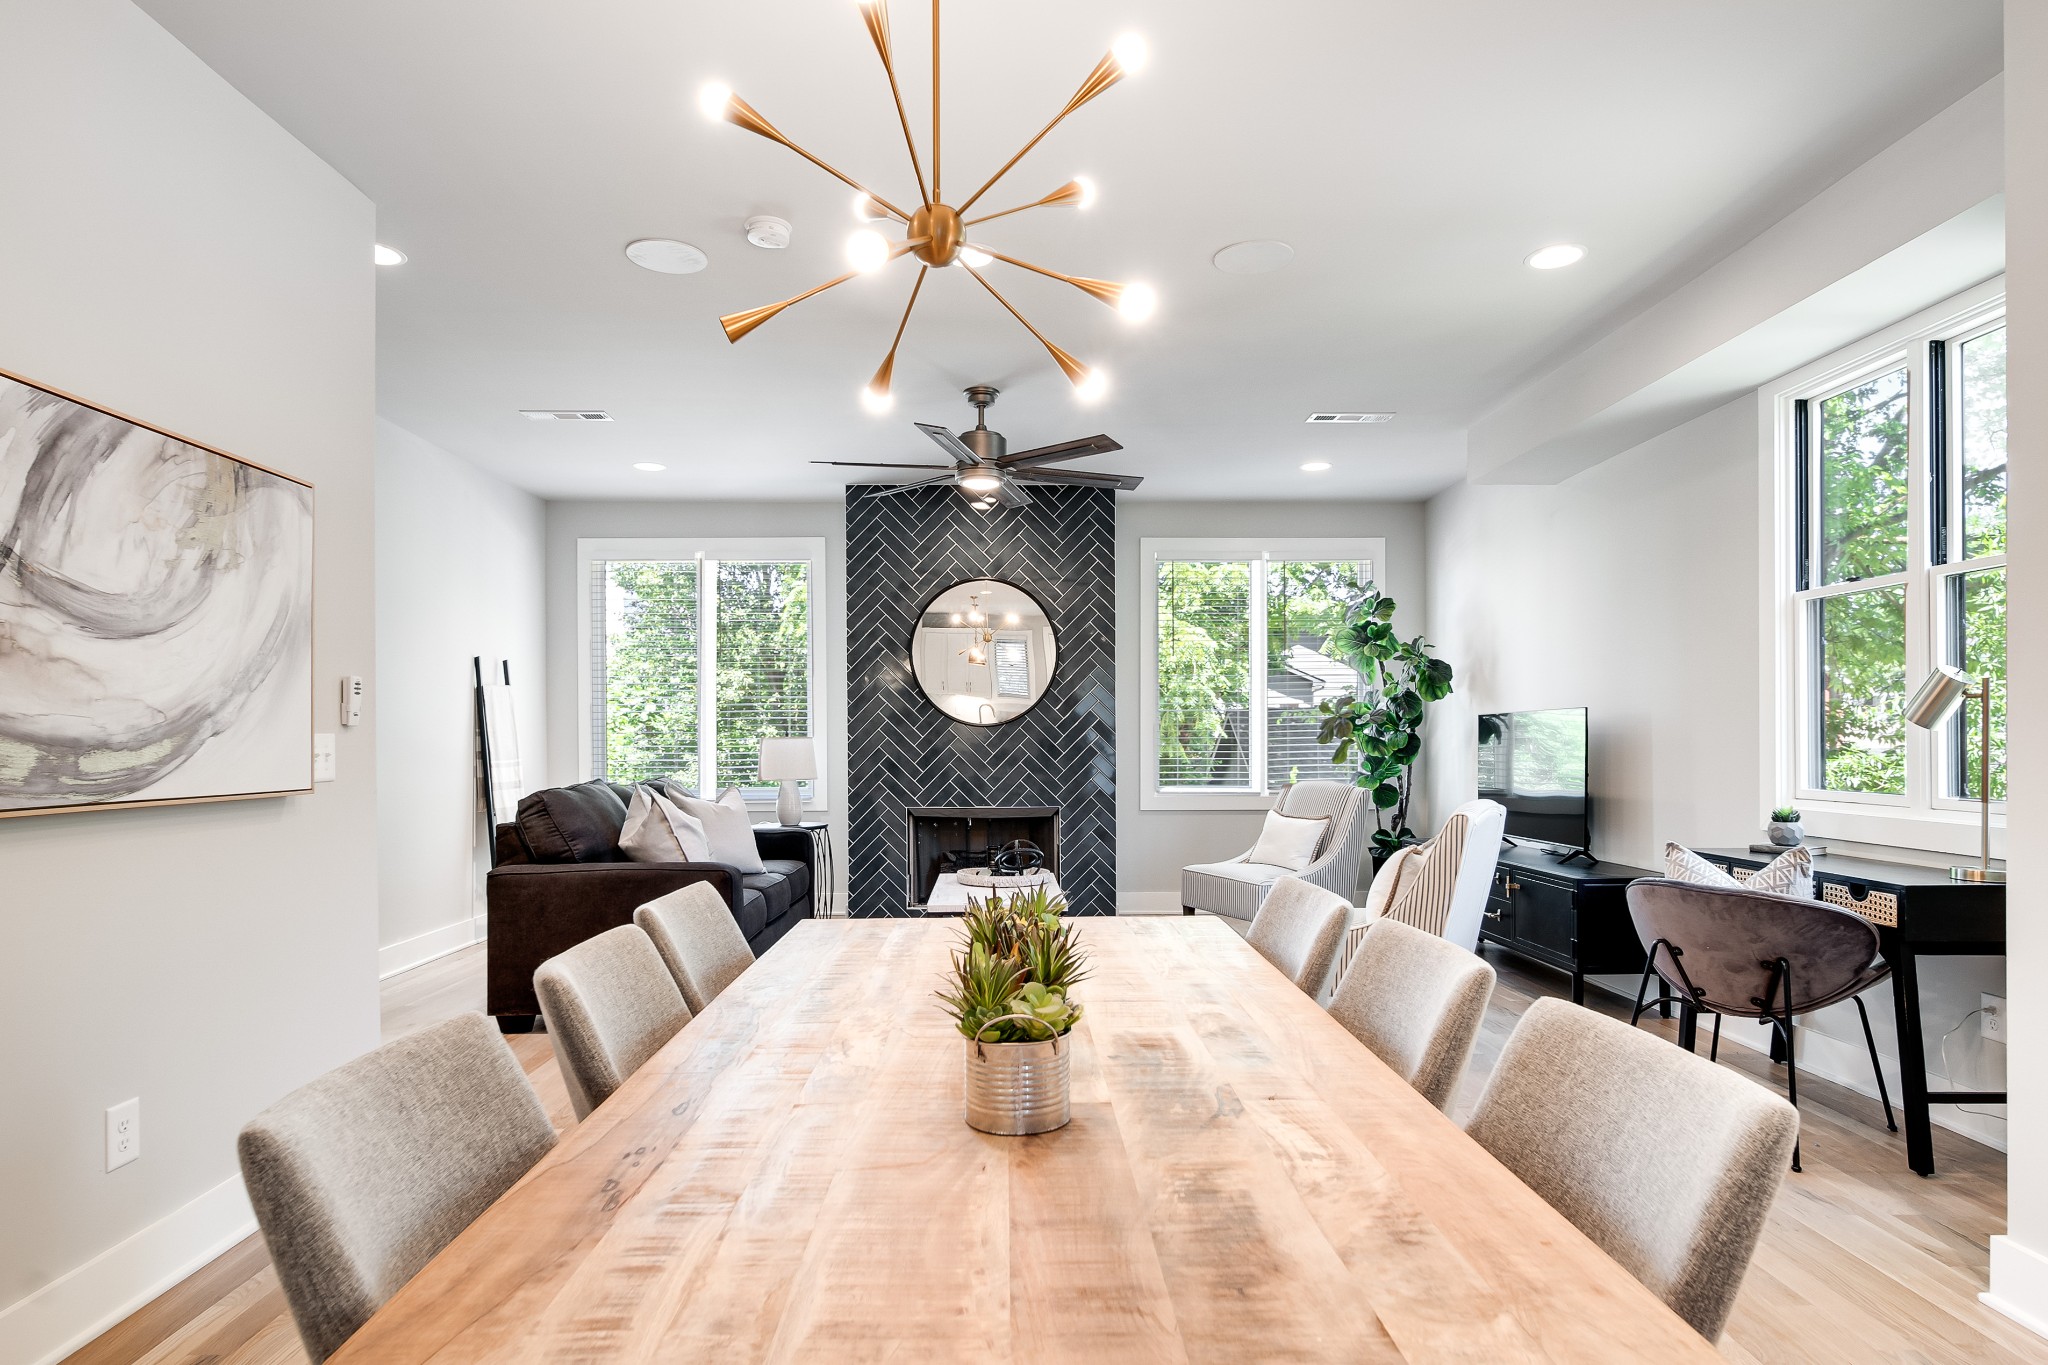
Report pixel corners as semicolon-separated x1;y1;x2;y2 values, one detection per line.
1327;918;1496;1110
237;1012;558;1362
636;881;757;1014
1464;997;1799;1340
534;925;693;1120
1245;875;1350;995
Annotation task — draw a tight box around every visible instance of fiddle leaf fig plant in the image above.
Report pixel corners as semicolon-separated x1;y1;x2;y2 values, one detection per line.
1314;587;1455;858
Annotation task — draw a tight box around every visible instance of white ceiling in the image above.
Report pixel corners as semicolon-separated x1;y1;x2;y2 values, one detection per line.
135;0;2001;502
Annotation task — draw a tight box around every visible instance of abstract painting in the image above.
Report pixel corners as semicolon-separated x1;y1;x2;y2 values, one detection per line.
0;369;313;817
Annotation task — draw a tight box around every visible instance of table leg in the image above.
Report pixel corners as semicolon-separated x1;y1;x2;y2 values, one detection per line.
1889;942;1936;1176
1571;969;1585;1006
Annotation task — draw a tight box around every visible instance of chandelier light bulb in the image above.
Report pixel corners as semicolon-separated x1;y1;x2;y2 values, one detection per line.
697;81;733;122
957;244;994;268
949;613;964;625
846;229;892;273
852;191;890;222
1111;34;1150;76
960;473;1001;493
1116;281;1158;323
1073;176;1098;210
1074;366;1110;403
860;383;895;414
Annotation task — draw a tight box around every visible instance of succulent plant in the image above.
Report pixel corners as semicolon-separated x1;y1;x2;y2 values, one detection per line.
937;889;1090;1043
1771;806;1802;823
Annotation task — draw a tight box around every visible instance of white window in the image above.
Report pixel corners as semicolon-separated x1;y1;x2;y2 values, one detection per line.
1761;280;2004;853
577;538;828;808
1140;537;1386;810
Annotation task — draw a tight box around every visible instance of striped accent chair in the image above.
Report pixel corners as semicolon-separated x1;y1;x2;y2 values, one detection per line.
1181;781;1370;930
1356;800;1507;953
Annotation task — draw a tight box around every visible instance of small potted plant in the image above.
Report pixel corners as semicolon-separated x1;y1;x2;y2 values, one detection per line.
937;886;1088;1135
1768;806;1805;847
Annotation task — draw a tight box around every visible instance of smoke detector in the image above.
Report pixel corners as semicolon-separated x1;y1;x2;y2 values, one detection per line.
1305;412;1394;424
745;216;793;250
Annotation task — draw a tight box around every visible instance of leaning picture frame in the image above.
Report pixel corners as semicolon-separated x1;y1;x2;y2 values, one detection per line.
0;366;315;818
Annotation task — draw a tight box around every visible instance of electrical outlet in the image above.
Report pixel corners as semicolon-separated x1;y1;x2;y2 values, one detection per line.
1982;993;2007;1043
106;1098;140;1171
312;733;336;783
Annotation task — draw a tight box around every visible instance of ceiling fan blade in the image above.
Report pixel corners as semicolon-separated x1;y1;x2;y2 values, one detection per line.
915;422;981;466
811;460;956;469
1012;468;1144;491
863;472;961;499
993;480;1035;508
996;434;1122;469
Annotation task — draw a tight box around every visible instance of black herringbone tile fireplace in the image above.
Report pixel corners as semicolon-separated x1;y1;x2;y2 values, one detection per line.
846;484;1115;917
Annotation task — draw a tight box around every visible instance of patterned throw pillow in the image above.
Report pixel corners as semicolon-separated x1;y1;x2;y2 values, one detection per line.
1663;842;1812;899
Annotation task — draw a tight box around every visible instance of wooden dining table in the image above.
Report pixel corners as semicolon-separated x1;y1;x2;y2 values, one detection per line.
332;916;1721;1363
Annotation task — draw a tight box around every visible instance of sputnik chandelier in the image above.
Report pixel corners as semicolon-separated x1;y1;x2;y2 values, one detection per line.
700;0;1155;411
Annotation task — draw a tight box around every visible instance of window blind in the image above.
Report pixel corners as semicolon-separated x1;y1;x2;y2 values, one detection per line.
597;560;701;786
712;560;812;792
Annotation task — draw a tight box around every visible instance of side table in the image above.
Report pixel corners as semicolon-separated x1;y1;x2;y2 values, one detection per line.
755;821;837;919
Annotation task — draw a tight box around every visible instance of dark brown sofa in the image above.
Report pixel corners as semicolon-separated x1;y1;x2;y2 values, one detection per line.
486;779;815;1031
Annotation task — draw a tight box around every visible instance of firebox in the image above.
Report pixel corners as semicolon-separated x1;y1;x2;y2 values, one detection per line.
906;807;1060;909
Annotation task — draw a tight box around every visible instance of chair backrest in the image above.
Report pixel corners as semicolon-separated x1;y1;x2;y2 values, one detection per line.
1245;875;1350;993
237;1013;557;1362
534;925;692;1120
1440;799;1506;950
635;881;758;1014
1278;780;1372;902
1376;799;1505;951
1327;918;1496;1110
1626;879;1884;1019
1465;997;1798;1339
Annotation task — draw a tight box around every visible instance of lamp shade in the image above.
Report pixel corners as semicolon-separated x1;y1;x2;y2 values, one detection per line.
758;736;818;781
1904;665;1973;730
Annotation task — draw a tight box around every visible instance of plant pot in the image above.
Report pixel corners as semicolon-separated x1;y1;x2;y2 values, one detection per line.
963;1032;1070;1135
1767;821;1804;847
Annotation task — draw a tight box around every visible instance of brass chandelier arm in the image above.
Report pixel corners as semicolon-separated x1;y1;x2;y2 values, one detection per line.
956;53;1124;215
982;248;1121;308
724;240;931;345
723;93;912;221
964;265;1090;386
886;267;929;358
858;1;930;206
931;0;942;204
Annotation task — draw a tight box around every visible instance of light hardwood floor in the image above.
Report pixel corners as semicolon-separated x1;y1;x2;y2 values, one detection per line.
60;937;2047;1364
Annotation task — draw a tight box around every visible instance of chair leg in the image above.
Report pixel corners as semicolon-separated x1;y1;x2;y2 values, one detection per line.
1630;956;1658;1027
1709;1013;1723;1063
1853;994;1899;1133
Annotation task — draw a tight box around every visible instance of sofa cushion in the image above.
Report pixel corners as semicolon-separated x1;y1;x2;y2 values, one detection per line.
742;859;812;923
1182;860;1294;922
734;886;770;942
516;781;631;863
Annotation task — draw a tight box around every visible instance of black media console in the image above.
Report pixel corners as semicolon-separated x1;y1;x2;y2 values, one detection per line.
1477;843;1656;1005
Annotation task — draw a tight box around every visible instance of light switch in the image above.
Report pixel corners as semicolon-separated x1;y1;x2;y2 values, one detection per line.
313;733;337;782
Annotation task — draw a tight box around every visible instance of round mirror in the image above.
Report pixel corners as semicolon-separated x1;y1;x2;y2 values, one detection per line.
911;579;1058;725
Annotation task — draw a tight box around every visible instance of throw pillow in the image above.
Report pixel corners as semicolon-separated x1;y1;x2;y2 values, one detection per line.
1361;842;1426;921
677;788;767;874
620;786;710;863
1663;841;1812;899
1246;810;1330;872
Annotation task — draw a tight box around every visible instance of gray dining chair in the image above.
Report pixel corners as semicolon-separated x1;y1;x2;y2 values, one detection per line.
1327;918;1496;1109
237;1012;558;1362
534;924;692;1120
1466;997;1799;1340
636;881;757;1014
1626;878;1896;1171
1245;874;1350;995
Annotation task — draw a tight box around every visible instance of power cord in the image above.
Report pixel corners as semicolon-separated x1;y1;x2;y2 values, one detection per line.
1937;1007;2006;1120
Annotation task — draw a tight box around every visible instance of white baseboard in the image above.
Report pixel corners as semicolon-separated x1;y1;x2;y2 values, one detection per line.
378;917;485;979
1986;1237;2048;1340
1116;891;1184;916
0;1174;256;1365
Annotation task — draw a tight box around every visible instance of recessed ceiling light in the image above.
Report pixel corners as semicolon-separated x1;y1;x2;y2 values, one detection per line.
1301;461;1331;473
1526;243;1586;270
626;239;707;274
1305;412;1394;424
1212;240;1294;275
373;244;407;266
633;462;667;472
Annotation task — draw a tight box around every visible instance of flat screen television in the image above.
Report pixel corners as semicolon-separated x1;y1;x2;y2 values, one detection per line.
1477;707;1590;855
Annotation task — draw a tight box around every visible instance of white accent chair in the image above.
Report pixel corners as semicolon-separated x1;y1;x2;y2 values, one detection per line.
1330;799;1506;987
1180;781;1370;930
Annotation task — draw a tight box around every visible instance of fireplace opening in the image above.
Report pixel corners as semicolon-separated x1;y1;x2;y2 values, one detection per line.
906;807;1060;908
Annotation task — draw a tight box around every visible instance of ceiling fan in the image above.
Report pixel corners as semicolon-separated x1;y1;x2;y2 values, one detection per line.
815;385;1142;511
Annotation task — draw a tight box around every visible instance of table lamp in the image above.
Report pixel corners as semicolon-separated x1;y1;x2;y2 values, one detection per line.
758;737;817;827
1903;665;2004;882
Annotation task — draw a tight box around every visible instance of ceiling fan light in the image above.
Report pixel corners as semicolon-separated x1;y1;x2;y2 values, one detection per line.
1116;281;1158;323
960;472;1002;492
846;229;893;273
696;81;733;122
1110;34;1150;76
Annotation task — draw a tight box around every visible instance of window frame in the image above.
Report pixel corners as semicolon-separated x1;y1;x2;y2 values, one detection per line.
1140;536;1386;811
577;536;830;812
1759;278;2004;855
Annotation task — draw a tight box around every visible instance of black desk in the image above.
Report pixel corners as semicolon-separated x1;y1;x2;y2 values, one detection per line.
1696;848;2005;1176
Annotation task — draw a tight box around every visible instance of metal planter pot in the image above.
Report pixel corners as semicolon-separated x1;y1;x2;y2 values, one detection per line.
963;1031;1071;1136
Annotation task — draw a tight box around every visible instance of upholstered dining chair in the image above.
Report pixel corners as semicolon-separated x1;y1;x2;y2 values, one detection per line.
1466;997;1799;1341
1245;875;1351;995
1625;878;1896;1171
1181;780;1369;929
1327;918;1497;1110
534;925;693;1120
636;881;758;1014
237;1013;558;1362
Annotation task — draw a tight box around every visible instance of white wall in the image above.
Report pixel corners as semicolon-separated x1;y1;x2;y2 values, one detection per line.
1988;0;2048;1335
375;419;546;975
1425;396;2006;1148
1116;500;1429;908
0;4;377;1361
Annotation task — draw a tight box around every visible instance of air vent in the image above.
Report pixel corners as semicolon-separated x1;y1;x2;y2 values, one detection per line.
519;410;614;422
1305;412;1394;424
